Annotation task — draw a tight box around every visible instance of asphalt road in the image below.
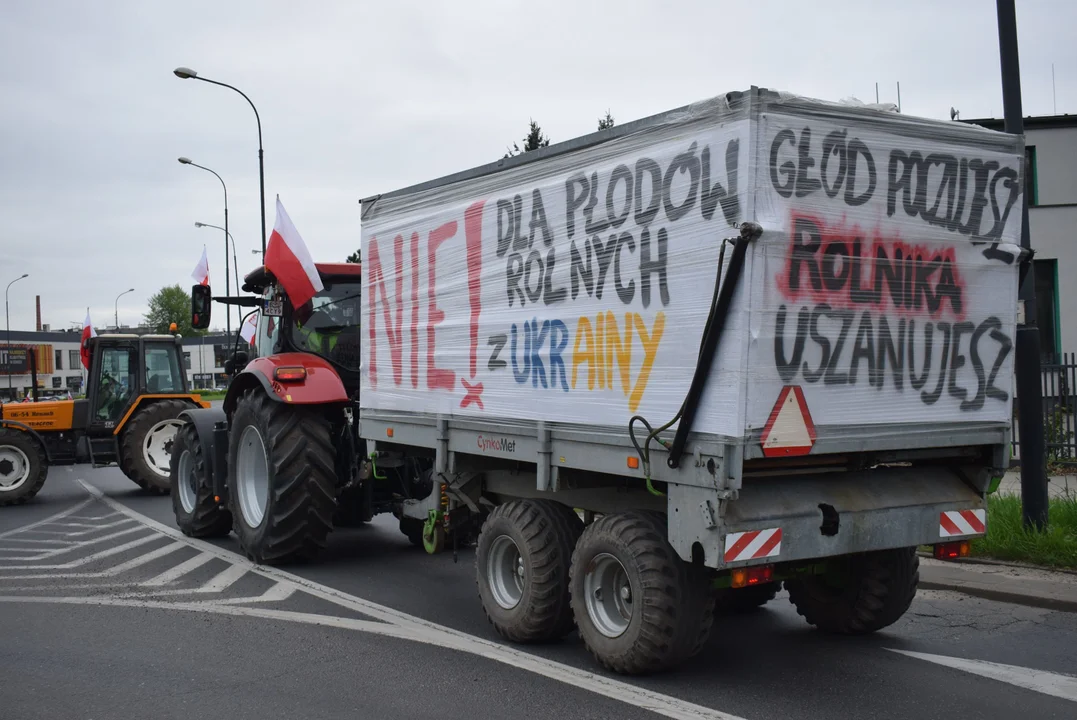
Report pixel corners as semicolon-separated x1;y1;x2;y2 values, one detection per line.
3;466;1077;720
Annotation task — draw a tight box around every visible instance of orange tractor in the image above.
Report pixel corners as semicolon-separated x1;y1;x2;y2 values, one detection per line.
0;333;209;505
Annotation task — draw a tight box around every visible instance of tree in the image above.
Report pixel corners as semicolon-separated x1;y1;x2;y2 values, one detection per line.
145;284;203;336
598;110;615;131
505;119;550;158
346;249;361;264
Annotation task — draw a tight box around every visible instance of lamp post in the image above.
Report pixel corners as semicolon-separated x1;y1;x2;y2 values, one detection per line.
173;67;267;259
5;273;29;395
114;288;134;330
195;222;242;303
996;0;1048;530
179;157;231;338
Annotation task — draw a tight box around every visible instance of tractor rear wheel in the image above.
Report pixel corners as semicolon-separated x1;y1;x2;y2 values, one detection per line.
170;421;232;538
120;399;190;494
0;428;48;506
228;390;337;565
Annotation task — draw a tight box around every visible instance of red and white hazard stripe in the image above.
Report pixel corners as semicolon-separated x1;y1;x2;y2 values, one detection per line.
939;509;987;538
724;527;782;564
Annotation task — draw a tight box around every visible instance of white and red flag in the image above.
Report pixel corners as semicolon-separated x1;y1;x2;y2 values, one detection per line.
265;196;323;309
79;309;97;370
191;246;210;286
240;313;258;346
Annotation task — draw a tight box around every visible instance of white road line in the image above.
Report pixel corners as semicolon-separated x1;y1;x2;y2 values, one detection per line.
887;649;1077;704
0;525;148;561
0;542;185;580
188;582;296;606
200;563;248;592
64;514;119;522
0;591;738;720
0;537;75;545
140;552;213;586
73;478;743;720
0;498;94;539
0;533;158;570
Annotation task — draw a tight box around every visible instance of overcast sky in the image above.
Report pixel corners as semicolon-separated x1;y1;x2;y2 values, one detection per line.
2;0;1073;333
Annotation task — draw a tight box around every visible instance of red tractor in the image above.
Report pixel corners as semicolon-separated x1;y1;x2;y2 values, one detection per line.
171;262;435;563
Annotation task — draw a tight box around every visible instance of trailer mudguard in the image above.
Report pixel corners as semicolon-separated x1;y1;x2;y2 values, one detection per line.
223;353;349;417
178;406;226;493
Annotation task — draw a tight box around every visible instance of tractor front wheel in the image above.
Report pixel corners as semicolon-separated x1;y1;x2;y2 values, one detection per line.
120;400;190;494
170;421;232;538
0;428;48;506
228;390;337;565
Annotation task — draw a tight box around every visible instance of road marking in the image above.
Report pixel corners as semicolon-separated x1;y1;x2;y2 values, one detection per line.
204;582;295;605
0;526;151;563
0;533;158;570
0;498;93;540
0;542;184;581
140;551;213;586
887;649;1077;703
70;478;744;720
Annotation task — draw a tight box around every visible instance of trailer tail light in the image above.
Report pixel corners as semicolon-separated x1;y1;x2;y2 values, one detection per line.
933;541;970;560
731;564;773;589
386;428;394;438
274;367;306;382
627;456;640;470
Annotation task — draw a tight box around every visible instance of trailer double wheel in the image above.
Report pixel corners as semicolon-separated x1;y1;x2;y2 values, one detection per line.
475;502;715;675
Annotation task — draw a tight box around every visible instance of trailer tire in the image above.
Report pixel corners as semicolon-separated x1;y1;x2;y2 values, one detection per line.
475;500;583;643
120;399;190;494
569;511;714;675
400;517;425;547
0;428;49;506
714;582;779;614
228;390;337;565
170;422;232;538
785;547;919;635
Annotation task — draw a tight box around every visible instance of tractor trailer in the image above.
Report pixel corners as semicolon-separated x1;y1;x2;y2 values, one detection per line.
174;87;1026;676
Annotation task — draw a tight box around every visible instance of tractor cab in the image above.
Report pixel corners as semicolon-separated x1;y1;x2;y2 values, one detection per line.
192;262;363;394
85;334;190;430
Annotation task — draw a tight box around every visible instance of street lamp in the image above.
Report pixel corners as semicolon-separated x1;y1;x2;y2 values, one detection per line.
173;67;267;259
195;221;242;302
179;157;232;338
114;288;134;330
5;273;29;394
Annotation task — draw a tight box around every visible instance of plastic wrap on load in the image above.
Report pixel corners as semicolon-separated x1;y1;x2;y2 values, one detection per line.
360;88;1025;454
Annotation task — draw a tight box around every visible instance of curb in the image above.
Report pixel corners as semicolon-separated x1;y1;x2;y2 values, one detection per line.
917;561;1077;614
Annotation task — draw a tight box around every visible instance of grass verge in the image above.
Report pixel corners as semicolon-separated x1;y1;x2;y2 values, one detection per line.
196;390;227;401
970;493;1077;569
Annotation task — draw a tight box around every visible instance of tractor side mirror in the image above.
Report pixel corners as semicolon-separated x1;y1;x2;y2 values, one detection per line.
224;350;250;376
191;285;212;330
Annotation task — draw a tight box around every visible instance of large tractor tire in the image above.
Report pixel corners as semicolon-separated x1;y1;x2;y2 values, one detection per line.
170;421;232;538
228;390;337;565
569;511;715;676
475;499;583;643
785;547;919;635
0;428;49;506
120;399;191;494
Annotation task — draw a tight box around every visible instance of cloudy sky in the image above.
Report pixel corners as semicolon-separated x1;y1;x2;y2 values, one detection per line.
2;0;1073;333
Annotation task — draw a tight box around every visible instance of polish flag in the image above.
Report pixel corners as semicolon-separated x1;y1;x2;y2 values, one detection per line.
240;313;258;347
265;196;323;309
80;310;97;370
191;246;210;286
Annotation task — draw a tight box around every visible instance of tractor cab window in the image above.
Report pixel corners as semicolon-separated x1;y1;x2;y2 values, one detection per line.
253;286;283;359
290;282;362;371
94;346;136;422
144;345;184;394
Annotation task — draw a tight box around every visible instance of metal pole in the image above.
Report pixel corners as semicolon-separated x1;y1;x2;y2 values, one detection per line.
195;222;242;316
182;161;230;339
5;274;28;396
997;0;1048;530
114;288;133;330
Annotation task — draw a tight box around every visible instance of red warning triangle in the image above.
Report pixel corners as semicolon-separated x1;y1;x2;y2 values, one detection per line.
760;386;816;458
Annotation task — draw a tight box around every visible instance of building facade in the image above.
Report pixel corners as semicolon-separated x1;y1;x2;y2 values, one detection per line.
965;114;1077;359
0;330;236;401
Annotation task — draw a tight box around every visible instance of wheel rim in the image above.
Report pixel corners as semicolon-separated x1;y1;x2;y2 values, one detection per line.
236;425;269;528
0;444;31;492
584;553;633;638
487;535;525;610
143;420;183;478
176;448;197;514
